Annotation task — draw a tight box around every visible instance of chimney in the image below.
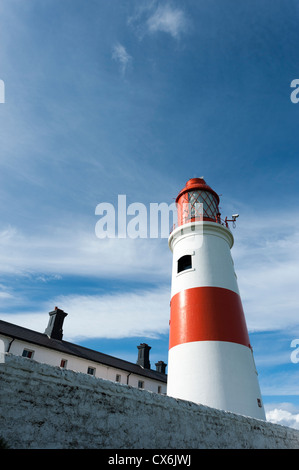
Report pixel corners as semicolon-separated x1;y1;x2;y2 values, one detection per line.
155;360;167;374
44;307;68;340
137;343;151;369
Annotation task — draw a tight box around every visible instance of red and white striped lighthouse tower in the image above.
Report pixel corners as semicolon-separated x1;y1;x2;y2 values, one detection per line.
167;177;265;419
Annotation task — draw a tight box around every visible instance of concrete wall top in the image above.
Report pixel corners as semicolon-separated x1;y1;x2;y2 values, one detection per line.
1;354;299;449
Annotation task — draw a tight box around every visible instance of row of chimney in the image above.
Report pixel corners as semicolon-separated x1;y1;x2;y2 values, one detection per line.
137;343;167;374
44;307;167;375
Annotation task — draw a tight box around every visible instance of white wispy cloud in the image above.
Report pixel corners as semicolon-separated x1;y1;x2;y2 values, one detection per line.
0;287;170;341
0;284;13;300
266;403;299;430
146;3;188;38
0;224;171;278
230;211;299;334
1;209;299;335
112;43;132;75
128;1;189;40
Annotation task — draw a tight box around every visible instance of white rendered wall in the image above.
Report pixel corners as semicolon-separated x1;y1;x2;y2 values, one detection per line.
1;354;299;449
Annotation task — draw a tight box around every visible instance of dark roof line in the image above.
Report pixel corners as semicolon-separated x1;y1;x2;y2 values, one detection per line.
0;319;167;383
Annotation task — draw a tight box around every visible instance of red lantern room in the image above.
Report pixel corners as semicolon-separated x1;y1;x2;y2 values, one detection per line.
176;177;221;226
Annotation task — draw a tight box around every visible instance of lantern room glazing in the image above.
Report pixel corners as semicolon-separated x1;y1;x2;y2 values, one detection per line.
176;178;221;226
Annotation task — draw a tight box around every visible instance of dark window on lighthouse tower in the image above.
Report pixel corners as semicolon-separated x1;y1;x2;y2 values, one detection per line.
177;255;192;273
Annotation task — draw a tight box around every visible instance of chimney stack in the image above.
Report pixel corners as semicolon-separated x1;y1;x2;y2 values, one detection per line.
155;361;167;374
44;307;68;340
137;343;151;369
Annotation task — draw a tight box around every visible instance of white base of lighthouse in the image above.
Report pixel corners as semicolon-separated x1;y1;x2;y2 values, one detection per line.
167;340;266;420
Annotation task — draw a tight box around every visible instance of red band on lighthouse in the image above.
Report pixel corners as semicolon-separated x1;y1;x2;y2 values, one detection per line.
169;286;251;349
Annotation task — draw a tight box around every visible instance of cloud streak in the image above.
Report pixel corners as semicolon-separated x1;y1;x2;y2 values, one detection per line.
266;403;299;430
129;1;189;40
0;224;171;280
0;287;170;341
1;209;299;335
232;213;299;334
146;3;188;38
112;43;132;75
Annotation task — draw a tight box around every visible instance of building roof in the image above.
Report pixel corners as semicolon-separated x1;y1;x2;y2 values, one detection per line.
0;319;167;383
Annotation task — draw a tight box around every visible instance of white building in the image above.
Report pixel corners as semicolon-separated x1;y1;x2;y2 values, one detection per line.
0;307;167;395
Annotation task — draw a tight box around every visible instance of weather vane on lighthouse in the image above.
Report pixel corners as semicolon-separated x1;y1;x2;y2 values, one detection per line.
167;177;265;420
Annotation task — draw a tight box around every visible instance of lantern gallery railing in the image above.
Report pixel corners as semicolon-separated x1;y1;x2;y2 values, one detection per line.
169;215;226;234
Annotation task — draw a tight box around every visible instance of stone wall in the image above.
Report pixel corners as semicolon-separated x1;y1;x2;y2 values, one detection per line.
1;354;299;449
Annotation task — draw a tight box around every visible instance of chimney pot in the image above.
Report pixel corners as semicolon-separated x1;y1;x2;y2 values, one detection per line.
136;343;151;369
44;307;68;340
155;361;167;374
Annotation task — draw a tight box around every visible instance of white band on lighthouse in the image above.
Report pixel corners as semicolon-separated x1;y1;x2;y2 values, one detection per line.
167;178;265;420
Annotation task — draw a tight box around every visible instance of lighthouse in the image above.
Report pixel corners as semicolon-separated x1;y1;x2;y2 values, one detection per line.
167;177;265;420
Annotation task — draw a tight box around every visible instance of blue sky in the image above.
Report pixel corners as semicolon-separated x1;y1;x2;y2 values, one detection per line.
0;0;299;429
